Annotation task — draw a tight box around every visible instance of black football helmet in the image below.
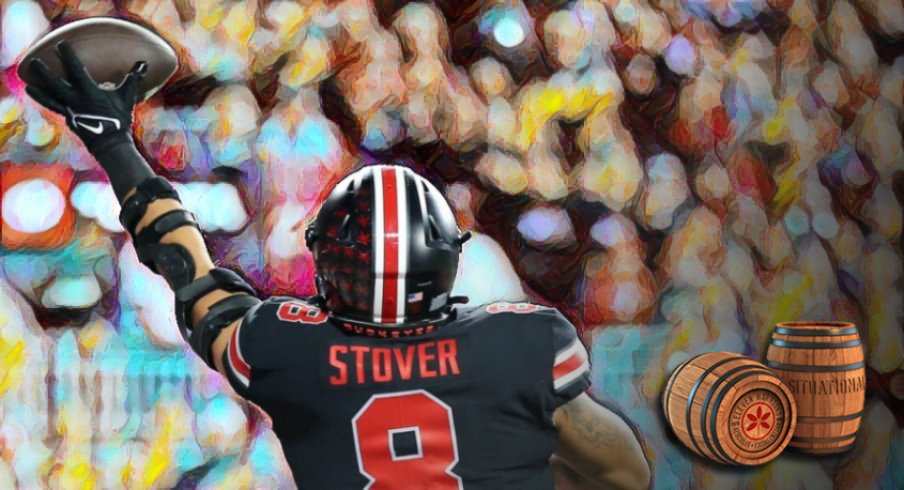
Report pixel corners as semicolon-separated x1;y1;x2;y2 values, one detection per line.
305;164;470;326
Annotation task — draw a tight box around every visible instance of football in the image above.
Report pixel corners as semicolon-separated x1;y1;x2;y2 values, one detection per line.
16;17;178;101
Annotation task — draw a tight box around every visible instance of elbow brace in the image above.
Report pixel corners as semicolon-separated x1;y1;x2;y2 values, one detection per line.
191;293;261;368
118;177;261;366
175;268;258;366
119;176;182;235
120;177;198;289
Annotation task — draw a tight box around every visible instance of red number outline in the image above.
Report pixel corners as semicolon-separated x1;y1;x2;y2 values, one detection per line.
276;301;329;324
485;302;544;315
351;390;463;489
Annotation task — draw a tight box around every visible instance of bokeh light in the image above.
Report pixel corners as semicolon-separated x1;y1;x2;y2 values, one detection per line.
2;179;65;234
0;0;48;68
493;15;526;48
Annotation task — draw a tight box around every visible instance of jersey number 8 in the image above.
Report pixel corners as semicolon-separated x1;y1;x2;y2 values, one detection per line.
276;301;329;324
352;390;463;489
485;302;543;315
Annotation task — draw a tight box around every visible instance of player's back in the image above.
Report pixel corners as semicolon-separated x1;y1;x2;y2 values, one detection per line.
222;297;591;489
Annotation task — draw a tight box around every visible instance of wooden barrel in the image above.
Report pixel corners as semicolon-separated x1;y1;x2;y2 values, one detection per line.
662;352;797;466
766;321;865;454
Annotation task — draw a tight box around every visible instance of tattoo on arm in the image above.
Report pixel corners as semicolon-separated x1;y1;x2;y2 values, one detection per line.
563;399;629;451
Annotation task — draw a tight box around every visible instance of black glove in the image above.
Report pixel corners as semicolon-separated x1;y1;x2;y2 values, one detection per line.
25;41;147;156
25;41;157;202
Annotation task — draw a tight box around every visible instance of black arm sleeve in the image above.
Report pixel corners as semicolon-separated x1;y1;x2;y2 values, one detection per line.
95;138;157;203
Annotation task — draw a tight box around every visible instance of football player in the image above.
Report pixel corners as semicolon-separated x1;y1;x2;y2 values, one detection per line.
25;43;651;490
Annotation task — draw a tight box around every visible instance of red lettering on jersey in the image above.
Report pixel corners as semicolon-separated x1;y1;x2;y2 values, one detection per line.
372;348;392;382
395;346;416;381
419;343;438;378
329;346;349;385
351;346;369;384
437;340;460;376
327;340;460;386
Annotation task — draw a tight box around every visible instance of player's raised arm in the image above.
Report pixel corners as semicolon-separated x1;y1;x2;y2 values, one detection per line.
553;394;651;490
24;42;259;384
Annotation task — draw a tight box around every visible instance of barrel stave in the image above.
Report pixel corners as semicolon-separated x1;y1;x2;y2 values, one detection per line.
662;352;796;465
766;322;865;454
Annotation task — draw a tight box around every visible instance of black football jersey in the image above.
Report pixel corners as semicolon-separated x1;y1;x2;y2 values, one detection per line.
221;297;591;489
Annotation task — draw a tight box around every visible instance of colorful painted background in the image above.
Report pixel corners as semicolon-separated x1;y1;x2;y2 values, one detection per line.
1;0;903;488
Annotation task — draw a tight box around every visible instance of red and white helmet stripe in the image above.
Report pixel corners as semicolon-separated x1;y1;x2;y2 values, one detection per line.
373;166;410;324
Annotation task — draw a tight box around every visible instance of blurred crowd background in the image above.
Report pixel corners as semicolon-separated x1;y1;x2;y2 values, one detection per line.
1;0;903;488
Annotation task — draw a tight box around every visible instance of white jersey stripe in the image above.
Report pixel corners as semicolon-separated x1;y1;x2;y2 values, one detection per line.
553;337;589;391
227;326;250;387
228;358;250;387
554;339;583;366
553;360;590;390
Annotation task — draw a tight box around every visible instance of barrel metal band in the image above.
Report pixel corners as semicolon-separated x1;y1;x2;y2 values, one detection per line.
710;369;780;464
797;411;863;424
791;442;854;453
774;327;858;336
685;356;744;462
699;364;761;464
663;356;699;424
769;339;862;349
766;361;865;372
792;433;858;443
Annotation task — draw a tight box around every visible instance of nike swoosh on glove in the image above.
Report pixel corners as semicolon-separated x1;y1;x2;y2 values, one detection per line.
24;41;148;156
